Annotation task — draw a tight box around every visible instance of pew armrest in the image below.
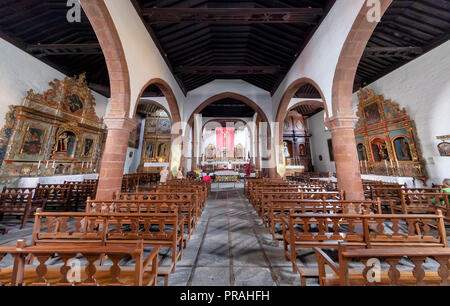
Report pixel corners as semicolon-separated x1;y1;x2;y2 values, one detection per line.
313;247;340;285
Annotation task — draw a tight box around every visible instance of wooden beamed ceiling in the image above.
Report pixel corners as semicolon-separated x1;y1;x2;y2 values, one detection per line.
0;0;110;96
0;1;448;99
135;0;333;93
355;0;450;90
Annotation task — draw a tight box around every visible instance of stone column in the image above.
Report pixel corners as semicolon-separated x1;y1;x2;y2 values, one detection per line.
96;117;136;200
325;116;364;200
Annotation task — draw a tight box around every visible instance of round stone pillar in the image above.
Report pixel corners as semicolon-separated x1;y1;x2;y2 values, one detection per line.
325;116;364;200
96;118;136;200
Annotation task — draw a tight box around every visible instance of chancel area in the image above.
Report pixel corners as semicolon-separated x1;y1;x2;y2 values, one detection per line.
0;0;449;288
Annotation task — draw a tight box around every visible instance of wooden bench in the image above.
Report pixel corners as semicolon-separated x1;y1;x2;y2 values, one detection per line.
30;209;184;274
257;191;345;220
0;188;46;228
35;184;72;211
267;199;382;245
0;239;159;286
392;191;449;214
314;242;450;286
282;212;448;283
88;197;197;244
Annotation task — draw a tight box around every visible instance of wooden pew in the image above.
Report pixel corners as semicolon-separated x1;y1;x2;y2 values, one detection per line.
257;191;345;220
89;196;198;243
392;191;449;214
267;199;382;245
0;239;159;286
30;209;184;274
314;242;450;286
282;212;448;284
35;184;72;211
0;188;46;228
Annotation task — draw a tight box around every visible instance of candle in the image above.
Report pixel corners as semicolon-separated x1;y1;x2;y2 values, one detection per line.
46;161;49;168
384;160;388;174
52;160;55;168
37;160;41;169
82;161;84;169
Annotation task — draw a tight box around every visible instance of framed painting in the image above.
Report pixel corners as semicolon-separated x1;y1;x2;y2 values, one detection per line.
327;139;334;162
20;125;47;155
363;103;382;125
65;94;84;113
438;141;450;157
82;137;95;157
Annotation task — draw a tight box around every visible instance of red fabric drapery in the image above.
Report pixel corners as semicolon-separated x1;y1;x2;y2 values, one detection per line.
216;127;235;158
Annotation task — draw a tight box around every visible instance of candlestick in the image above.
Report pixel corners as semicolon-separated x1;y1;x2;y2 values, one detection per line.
37;160;41;169
52;160;55;168
82;161;84;169
46;161;49;168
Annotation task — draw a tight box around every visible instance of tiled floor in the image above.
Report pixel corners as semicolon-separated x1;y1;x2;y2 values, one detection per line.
159;187;309;286
0;186;317;286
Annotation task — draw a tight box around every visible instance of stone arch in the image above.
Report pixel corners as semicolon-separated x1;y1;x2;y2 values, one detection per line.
187;92;269;129
80;0;130;118
188;92;270;172
275;78;327;126
133;78;181;124
331;0;393;117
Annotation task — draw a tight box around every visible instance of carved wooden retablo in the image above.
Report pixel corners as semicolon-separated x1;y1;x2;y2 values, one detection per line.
354;88;427;182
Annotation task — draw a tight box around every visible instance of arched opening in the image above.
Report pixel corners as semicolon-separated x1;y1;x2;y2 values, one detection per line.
130;79;182;176
275;79;327;177
187;92;270;178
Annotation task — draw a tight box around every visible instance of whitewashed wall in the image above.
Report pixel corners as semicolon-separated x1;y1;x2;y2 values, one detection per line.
307;111;336;173
104;0;185;118
272;0;366;117
0;38;109;129
183;80;274;123
352;41;450;186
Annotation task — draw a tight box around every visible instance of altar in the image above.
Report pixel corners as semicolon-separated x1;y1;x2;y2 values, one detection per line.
214;169;240;183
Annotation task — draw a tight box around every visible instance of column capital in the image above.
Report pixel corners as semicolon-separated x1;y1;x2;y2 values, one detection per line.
324;115;359;131
103;117;136;131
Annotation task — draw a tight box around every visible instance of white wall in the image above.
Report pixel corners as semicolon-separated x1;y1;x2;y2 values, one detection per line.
352;41;450;186
183;79;274;123
272;0;366;117
0;38;109;128
308;111;336;173
104;0;185;118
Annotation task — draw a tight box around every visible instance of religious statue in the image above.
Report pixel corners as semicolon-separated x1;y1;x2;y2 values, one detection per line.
160;167;170;183
399;138;412;161
57;132;70;152
176;167;184;179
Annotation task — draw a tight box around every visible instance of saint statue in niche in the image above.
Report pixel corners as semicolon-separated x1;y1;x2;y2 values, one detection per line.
56;131;76;156
57;133;69;152
158;142;168;157
299;144;306;156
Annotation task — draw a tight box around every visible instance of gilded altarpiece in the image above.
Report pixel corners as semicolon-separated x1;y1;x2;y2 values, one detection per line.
0;74;105;186
139;111;172;173
355;88;427;183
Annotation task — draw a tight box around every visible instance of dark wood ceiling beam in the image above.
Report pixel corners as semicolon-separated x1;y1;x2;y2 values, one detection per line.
142;8;323;24
176;65;283;74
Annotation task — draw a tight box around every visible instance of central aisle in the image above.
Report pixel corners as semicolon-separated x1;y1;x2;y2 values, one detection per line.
161;187;307;286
